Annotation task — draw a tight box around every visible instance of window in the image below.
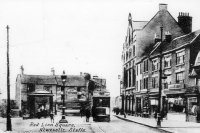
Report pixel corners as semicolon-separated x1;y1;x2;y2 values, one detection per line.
137;65;138;75
152;77;158;88
43;86;52;92
143;78;148;89
140;80;141;90
133;45;135;56
196;78;200;86
126;52;128;61
136;81;138;91
176;50;185;65
140;64;142;74
144;60;148;72
176;72;185;83
152;59;158;71
28;84;35;92
164;55;171;68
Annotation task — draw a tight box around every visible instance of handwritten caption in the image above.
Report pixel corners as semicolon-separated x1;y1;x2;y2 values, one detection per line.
30;122;86;132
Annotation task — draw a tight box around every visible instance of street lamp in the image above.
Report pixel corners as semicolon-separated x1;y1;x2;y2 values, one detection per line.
59;71;68;123
157;26;164;127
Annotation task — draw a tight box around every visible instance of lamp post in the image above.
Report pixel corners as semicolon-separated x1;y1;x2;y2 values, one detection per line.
157;26;164;127
59;71;68;123
6;25;12;131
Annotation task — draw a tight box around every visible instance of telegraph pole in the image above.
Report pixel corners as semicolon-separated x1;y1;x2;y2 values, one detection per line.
6;25;12;131
157;26;163;127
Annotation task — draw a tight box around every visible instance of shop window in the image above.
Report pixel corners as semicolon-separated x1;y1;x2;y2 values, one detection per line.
152;59;158;71
176;72;185;83
176;50;185;65
188;97;197;116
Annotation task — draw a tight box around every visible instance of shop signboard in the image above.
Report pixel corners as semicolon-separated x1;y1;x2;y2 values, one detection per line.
168;83;184;90
67;87;77;100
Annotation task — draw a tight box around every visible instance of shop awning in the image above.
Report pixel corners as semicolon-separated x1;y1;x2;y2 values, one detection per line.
28;90;54;96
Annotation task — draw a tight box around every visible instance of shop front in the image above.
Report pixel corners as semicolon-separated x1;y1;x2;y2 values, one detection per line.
135;95;141;116
185;86;200;123
27;90;53;118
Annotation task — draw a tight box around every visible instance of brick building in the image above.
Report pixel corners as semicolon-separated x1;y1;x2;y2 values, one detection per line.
121;3;200;122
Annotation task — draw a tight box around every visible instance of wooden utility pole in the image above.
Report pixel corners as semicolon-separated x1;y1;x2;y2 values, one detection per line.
157;26;163;127
6;25;12;131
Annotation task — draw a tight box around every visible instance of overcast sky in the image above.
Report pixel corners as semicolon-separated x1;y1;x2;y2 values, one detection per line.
0;0;200;99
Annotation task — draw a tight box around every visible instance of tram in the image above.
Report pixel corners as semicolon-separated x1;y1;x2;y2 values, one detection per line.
92;91;110;122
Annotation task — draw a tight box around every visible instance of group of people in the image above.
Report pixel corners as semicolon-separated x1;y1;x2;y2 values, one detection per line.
80;105;96;122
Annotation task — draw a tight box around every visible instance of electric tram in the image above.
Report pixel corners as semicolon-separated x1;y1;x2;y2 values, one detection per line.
92;91;110;122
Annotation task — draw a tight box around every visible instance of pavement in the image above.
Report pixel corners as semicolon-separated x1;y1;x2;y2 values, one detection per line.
114;114;200;133
0;112;93;133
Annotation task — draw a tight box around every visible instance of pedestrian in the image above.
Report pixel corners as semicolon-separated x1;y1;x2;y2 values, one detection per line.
85;107;91;122
92;105;96;121
37;107;41;119
124;111;126;118
80;107;83;118
153;109;157;122
50;111;54;123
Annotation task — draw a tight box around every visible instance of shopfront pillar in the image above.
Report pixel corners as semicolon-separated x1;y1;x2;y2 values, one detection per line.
132;95;134;115
121;94;124;115
50;96;53;111
125;96;128;113
129;96;131;114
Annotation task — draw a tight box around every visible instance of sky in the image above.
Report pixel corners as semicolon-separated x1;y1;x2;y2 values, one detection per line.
0;0;200;99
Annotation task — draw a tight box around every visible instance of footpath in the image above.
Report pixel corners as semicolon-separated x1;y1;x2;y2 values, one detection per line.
114;114;200;133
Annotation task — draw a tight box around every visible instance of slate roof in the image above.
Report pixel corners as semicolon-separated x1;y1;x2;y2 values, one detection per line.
19;74;86;86
56;75;86;86
150;29;200;57
135;10;185;63
21;75;57;85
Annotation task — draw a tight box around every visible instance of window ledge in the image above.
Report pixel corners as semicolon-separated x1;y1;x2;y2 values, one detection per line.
163;66;171;70
176;63;185;67
152;70;158;73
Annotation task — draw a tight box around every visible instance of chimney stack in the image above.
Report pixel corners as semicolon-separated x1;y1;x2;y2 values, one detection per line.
178;12;192;34
51;68;55;75
20;65;24;75
159;4;167;11
165;31;172;42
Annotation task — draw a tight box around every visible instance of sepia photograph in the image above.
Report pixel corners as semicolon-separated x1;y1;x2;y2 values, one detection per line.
0;0;200;132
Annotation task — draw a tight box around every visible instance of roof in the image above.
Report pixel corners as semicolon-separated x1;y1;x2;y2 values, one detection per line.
132;21;148;30
56;75;86;86
18;74;86;87
21;75;57;85
150;29;200;57
135;10;185;62
91;78;106;87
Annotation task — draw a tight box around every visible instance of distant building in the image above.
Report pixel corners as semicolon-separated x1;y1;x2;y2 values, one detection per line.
15;67;87;117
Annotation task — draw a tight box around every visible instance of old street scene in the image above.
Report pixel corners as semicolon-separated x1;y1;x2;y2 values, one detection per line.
1;0;200;133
